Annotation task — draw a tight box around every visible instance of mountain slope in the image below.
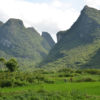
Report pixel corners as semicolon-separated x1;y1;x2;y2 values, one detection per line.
41;6;100;68
0;18;54;67
0;21;3;27
42;32;55;48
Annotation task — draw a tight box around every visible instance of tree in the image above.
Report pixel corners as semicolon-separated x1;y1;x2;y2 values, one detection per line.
5;58;18;72
0;57;6;70
0;57;6;63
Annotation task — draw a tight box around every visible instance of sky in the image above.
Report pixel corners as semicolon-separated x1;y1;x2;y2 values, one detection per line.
0;0;100;42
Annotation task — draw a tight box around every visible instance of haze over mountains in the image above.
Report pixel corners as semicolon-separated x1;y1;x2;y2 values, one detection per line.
42;6;100;69
0;18;55;66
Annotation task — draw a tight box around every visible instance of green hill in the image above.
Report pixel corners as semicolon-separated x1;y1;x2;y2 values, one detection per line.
41;6;100;69
0;18;54;67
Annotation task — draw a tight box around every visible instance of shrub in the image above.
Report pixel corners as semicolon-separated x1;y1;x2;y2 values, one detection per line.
27;77;34;83
65;73;74;77
76;70;83;74
58;73;74;77
76;77;96;82
5;58;18;72
0;80;12;87
84;69;100;75
14;80;26;86
37;89;48;93
58;68;74;73
44;79;54;84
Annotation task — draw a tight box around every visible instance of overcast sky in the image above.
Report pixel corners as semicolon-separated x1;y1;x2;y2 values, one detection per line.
0;0;100;42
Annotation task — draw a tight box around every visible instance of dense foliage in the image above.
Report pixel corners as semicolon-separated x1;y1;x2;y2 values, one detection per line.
5;58;18;72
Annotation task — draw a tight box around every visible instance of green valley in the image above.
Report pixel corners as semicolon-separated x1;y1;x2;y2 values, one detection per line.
0;5;100;100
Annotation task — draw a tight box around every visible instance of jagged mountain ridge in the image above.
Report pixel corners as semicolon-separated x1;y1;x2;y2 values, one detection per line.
41;6;100;68
42;32;55;48
0;18;55;67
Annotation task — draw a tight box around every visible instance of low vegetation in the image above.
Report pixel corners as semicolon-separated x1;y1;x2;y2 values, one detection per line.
0;58;100;100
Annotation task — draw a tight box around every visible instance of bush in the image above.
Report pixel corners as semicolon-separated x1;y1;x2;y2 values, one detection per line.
58;68;74;73
5;58;18;72
76;77;96;82
27;77;35;83
58;73;74;77
14;80;26;86
65;73;74;77
76;70;83;74
37;89;48;93
44;79;54;84
84;69;100;75
0;80;12;87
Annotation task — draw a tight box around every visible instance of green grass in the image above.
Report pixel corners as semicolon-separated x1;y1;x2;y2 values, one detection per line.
0;68;100;100
0;82;100;96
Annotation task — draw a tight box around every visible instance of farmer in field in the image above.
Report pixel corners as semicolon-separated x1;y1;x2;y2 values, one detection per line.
70;77;72;82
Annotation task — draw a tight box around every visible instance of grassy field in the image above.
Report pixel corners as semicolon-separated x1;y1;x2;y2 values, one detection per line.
0;82;100;100
0;82;100;95
0;68;100;100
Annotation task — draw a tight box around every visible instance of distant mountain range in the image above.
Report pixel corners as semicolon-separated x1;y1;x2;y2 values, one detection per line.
0;18;55;67
41;6;100;69
0;5;100;69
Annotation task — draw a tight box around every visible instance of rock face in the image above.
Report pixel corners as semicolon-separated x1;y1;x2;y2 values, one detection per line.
0;21;3;27
0;18;54;66
57;31;66;42
57;5;100;43
41;6;100;68
5;18;24;27
42;32;55;48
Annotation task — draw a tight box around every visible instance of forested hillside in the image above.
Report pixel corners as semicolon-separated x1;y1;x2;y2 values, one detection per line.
0;18;55;67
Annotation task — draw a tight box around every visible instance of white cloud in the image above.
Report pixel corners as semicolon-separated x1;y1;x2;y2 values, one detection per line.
0;0;79;42
84;0;100;9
